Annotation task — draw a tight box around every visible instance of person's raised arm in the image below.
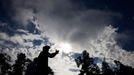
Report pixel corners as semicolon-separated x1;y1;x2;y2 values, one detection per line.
48;50;59;58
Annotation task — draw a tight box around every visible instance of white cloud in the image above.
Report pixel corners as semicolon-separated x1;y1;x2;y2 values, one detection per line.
16;29;29;33
10;0;122;50
0;32;9;40
0;29;48;47
88;25;134;67
37;10;121;50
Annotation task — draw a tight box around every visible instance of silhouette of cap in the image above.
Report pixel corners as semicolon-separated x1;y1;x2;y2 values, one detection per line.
43;45;50;51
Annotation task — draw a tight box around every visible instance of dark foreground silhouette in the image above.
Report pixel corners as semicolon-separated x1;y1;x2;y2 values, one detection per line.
75;50;134;75
35;46;59;75
25;45;59;75
13;53;31;75
75;50;99;75
0;48;134;75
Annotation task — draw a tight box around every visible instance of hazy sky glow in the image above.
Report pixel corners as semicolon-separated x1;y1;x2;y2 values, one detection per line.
0;0;134;75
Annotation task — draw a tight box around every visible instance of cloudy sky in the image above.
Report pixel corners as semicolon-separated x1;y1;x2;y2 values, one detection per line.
0;0;134;75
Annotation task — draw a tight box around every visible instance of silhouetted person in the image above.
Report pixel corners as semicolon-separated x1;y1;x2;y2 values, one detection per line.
75;50;93;75
36;45;59;75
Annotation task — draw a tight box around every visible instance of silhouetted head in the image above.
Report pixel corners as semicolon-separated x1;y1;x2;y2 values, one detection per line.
82;50;89;58
43;45;50;51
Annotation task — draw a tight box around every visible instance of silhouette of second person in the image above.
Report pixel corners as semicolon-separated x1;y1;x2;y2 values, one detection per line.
36;45;59;75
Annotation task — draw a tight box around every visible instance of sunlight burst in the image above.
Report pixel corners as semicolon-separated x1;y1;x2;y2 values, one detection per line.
58;42;72;53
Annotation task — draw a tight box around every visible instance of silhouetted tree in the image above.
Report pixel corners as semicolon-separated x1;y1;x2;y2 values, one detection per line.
0;53;11;75
74;50;133;75
1;48;134;75
89;63;100;75
12;53;31;75
114;60;134;75
101;59;113;75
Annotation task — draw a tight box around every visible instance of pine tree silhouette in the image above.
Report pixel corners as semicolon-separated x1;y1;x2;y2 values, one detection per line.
114;60;134;75
75;50;134;75
12;53;31;75
1;49;134;75
101;59;113;75
0;53;11;75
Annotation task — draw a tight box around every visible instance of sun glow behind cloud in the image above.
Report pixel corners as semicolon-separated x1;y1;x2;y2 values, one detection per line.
53;42;72;53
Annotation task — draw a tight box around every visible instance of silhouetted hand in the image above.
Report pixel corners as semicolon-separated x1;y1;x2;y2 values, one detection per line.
56;50;59;54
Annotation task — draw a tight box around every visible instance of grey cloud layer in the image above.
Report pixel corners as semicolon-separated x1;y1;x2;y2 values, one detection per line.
10;0;122;50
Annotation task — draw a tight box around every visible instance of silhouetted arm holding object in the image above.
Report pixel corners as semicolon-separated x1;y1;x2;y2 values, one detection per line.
48;50;59;58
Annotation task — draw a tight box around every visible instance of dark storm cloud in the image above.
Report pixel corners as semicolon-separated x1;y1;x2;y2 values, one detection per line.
0;18;49;48
0;0;13;21
71;0;134;51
